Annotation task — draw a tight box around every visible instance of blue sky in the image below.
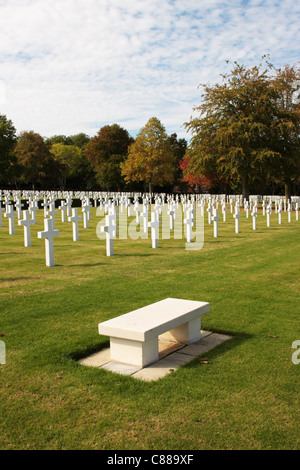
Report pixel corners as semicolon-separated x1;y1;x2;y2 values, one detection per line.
0;0;299;141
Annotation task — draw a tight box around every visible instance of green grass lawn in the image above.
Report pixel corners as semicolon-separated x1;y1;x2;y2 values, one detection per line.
0;202;299;450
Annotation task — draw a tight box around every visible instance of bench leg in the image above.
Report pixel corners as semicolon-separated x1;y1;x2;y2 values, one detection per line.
110;336;159;367
161;317;201;344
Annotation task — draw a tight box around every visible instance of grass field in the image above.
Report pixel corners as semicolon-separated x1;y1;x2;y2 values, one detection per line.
0;201;299;450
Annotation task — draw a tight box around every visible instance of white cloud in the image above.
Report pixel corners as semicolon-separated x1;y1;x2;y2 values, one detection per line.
0;0;299;140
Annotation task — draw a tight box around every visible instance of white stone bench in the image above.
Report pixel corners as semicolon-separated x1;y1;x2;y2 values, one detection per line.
98;298;210;368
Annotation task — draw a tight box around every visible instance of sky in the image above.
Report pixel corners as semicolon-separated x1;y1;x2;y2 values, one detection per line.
0;0;299;142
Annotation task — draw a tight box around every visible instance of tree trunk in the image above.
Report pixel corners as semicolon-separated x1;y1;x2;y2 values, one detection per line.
148;182;152;194
242;178;249;202
284;182;291;203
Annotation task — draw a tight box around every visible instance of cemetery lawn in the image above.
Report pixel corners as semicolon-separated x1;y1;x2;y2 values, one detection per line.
0;206;299;450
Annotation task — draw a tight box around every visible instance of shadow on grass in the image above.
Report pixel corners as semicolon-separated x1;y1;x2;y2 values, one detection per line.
70;340;110;362
58;262;104;267
183;330;251;369
69;331;251;369
117;253;154;257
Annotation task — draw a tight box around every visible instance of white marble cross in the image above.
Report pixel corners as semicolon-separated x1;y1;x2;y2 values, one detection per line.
199;199;205;217
101;214;115;256
233;205;241;233
207;202;212;224
134;202;140;224
46;203;58;229
149;211;161;248
287;203;292;223
84;198;92;221
29;199;39;224
18;210;35;247
82;203;90;228
15;198;24;219
66;196;72;217
266;205;271;227
38;218;60;267
245;201;249;218
211;208;220;238
59;200;67;222
68;208;82;241
109;205;119;238
184;209;193;243
141;204;149;233
41;197;48;217
222;203;227;222
127;200;132;217
295;202;299;222
277;204;282;225
4;205;17;234
167;205;176;231
251;205;258;230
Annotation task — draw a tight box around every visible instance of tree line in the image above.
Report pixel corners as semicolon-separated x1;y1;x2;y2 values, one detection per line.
0;58;299;199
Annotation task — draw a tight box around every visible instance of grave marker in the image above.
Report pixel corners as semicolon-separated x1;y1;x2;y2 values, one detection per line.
233;205;241;233
278;204;282;224
68;208;82;241
15;198;24;219
149;211;161;248
4;205;17;235
18;210;35;247
266;205;271;227
287;203;291;223
251;205;258;230
141;204;149;233
59;200;67;222
37;218;60;267
211;208;220;238
222;203;227;222
101;214;115;256
184;209;193;243
29;199;39;224
46;203;58;229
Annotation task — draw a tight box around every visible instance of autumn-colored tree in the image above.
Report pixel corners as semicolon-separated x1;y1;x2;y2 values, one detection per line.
179;155;214;192
85;124;133;190
14;131;57;188
184;58;299;200
121;117;175;193
167;133;188;191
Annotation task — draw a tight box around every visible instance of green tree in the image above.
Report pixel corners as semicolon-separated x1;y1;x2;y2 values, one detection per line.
121;117;175;193
268;66;300;200
0;114;19;187
69;133;91;149
45;135;73;146
184;59;299;200
50;143;83;190
85;124;133;191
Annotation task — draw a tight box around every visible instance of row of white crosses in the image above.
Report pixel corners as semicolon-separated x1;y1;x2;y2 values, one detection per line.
1;190;299;264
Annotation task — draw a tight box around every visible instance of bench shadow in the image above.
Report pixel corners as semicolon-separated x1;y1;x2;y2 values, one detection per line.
69;331;250;368
70;340;110;362
183;330;251;369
